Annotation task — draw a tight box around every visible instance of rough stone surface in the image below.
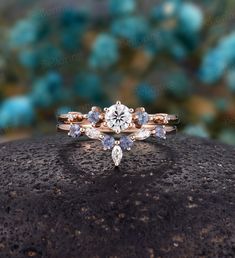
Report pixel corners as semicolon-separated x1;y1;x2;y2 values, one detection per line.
0;134;235;258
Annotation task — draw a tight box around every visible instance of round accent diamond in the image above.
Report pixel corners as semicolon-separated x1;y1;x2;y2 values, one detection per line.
87;110;100;124
105;103;132;133
120;136;133;150
68;124;81;138
155;125;166;139
136;111;149;125
102;135;115;150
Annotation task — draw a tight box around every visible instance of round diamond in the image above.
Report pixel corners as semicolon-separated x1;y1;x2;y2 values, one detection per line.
87;110;100;124
120;136;133;150
102;135;115;150
105;103;132;133
68;124;81;138
136;111;149;125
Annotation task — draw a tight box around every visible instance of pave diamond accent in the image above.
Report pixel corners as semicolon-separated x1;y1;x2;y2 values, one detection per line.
133;129;151;140
112;145;123;166
85;128;101;139
105;103;132;133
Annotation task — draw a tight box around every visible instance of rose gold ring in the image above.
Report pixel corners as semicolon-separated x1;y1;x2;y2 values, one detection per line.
57;101;178;166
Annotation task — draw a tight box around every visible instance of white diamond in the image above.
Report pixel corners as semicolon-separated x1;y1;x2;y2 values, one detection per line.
112;145;123;166
133;129;151;140
105;103;132;133
85;128;101;139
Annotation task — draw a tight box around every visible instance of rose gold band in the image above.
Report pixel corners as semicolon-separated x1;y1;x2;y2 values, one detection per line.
57;123;177;134
58;112;179;125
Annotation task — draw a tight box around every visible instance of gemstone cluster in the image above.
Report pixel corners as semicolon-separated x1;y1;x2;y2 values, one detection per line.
65;101;172;166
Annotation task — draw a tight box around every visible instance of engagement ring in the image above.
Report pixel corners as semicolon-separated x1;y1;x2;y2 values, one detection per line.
57;101;178;166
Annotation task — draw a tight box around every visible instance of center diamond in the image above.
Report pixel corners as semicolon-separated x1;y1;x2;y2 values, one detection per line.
105;103;132;133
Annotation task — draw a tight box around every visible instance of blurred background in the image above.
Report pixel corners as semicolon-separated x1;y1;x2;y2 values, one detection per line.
0;0;235;145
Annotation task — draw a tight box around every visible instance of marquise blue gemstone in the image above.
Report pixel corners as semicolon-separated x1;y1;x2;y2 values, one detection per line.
88;110;100;124
102;135;115;149
155;125;166;139
69;124;81;138
136;111;149;125
120;136;133;150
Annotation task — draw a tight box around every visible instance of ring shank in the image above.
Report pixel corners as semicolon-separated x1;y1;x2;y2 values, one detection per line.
57;123;177;134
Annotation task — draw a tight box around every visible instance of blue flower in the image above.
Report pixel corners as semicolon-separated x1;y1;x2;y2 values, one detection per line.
74;72;103;102
136;83;157;104
109;0;136;15
0;96;35;128
226;69;235;92
9;19;39;48
9;13;47;48
165;71;192;98
89;34;119;69
60;9;88;51
151;0;181;21
19;49;39;69
111;16;149;47
199;33;235;84
178;3;203;34
30;72;63;108
184;124;209;138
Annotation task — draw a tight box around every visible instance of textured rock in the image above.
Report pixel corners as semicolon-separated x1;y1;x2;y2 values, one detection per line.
0;134;235;258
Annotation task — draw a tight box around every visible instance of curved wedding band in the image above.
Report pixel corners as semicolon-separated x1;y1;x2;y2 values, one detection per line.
57;101;179;166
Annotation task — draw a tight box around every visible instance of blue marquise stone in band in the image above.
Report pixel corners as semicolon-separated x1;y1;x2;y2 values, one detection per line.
120;136;134;150
69;124;81;138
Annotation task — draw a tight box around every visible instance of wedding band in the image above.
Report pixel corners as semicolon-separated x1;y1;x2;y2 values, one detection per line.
57;101;178;166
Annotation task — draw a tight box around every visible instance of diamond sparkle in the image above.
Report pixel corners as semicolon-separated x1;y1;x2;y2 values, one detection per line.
105;103;132;133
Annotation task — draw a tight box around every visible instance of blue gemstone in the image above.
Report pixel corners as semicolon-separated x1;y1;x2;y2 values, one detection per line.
120;136;133;150
155;125;166;139
136;111;149;125
102;135;115;149
88;110;100;124
69;124;81;138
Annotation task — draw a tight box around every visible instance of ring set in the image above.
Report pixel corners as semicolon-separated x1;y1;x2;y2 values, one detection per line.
57;101;178;166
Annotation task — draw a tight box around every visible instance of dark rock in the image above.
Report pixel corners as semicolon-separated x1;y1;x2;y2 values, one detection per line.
0;134;235;258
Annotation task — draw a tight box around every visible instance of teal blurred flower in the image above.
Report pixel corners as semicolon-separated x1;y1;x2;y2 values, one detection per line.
89;34;119;69
9;14;47;48
56;106;72;116
111;16;149;47
0;96;35;128
19;49;39;69
109;0;136;15
136;83;157;104
60;9;88;28
226;69;235;92
178;3;203;33
184;124;209;138
30;72;63;108
39;44;63;67
199;33;235;84
74;72;103;102
165;71;192;99
151;0;181;21
219;129;235;146
60;9;88;51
